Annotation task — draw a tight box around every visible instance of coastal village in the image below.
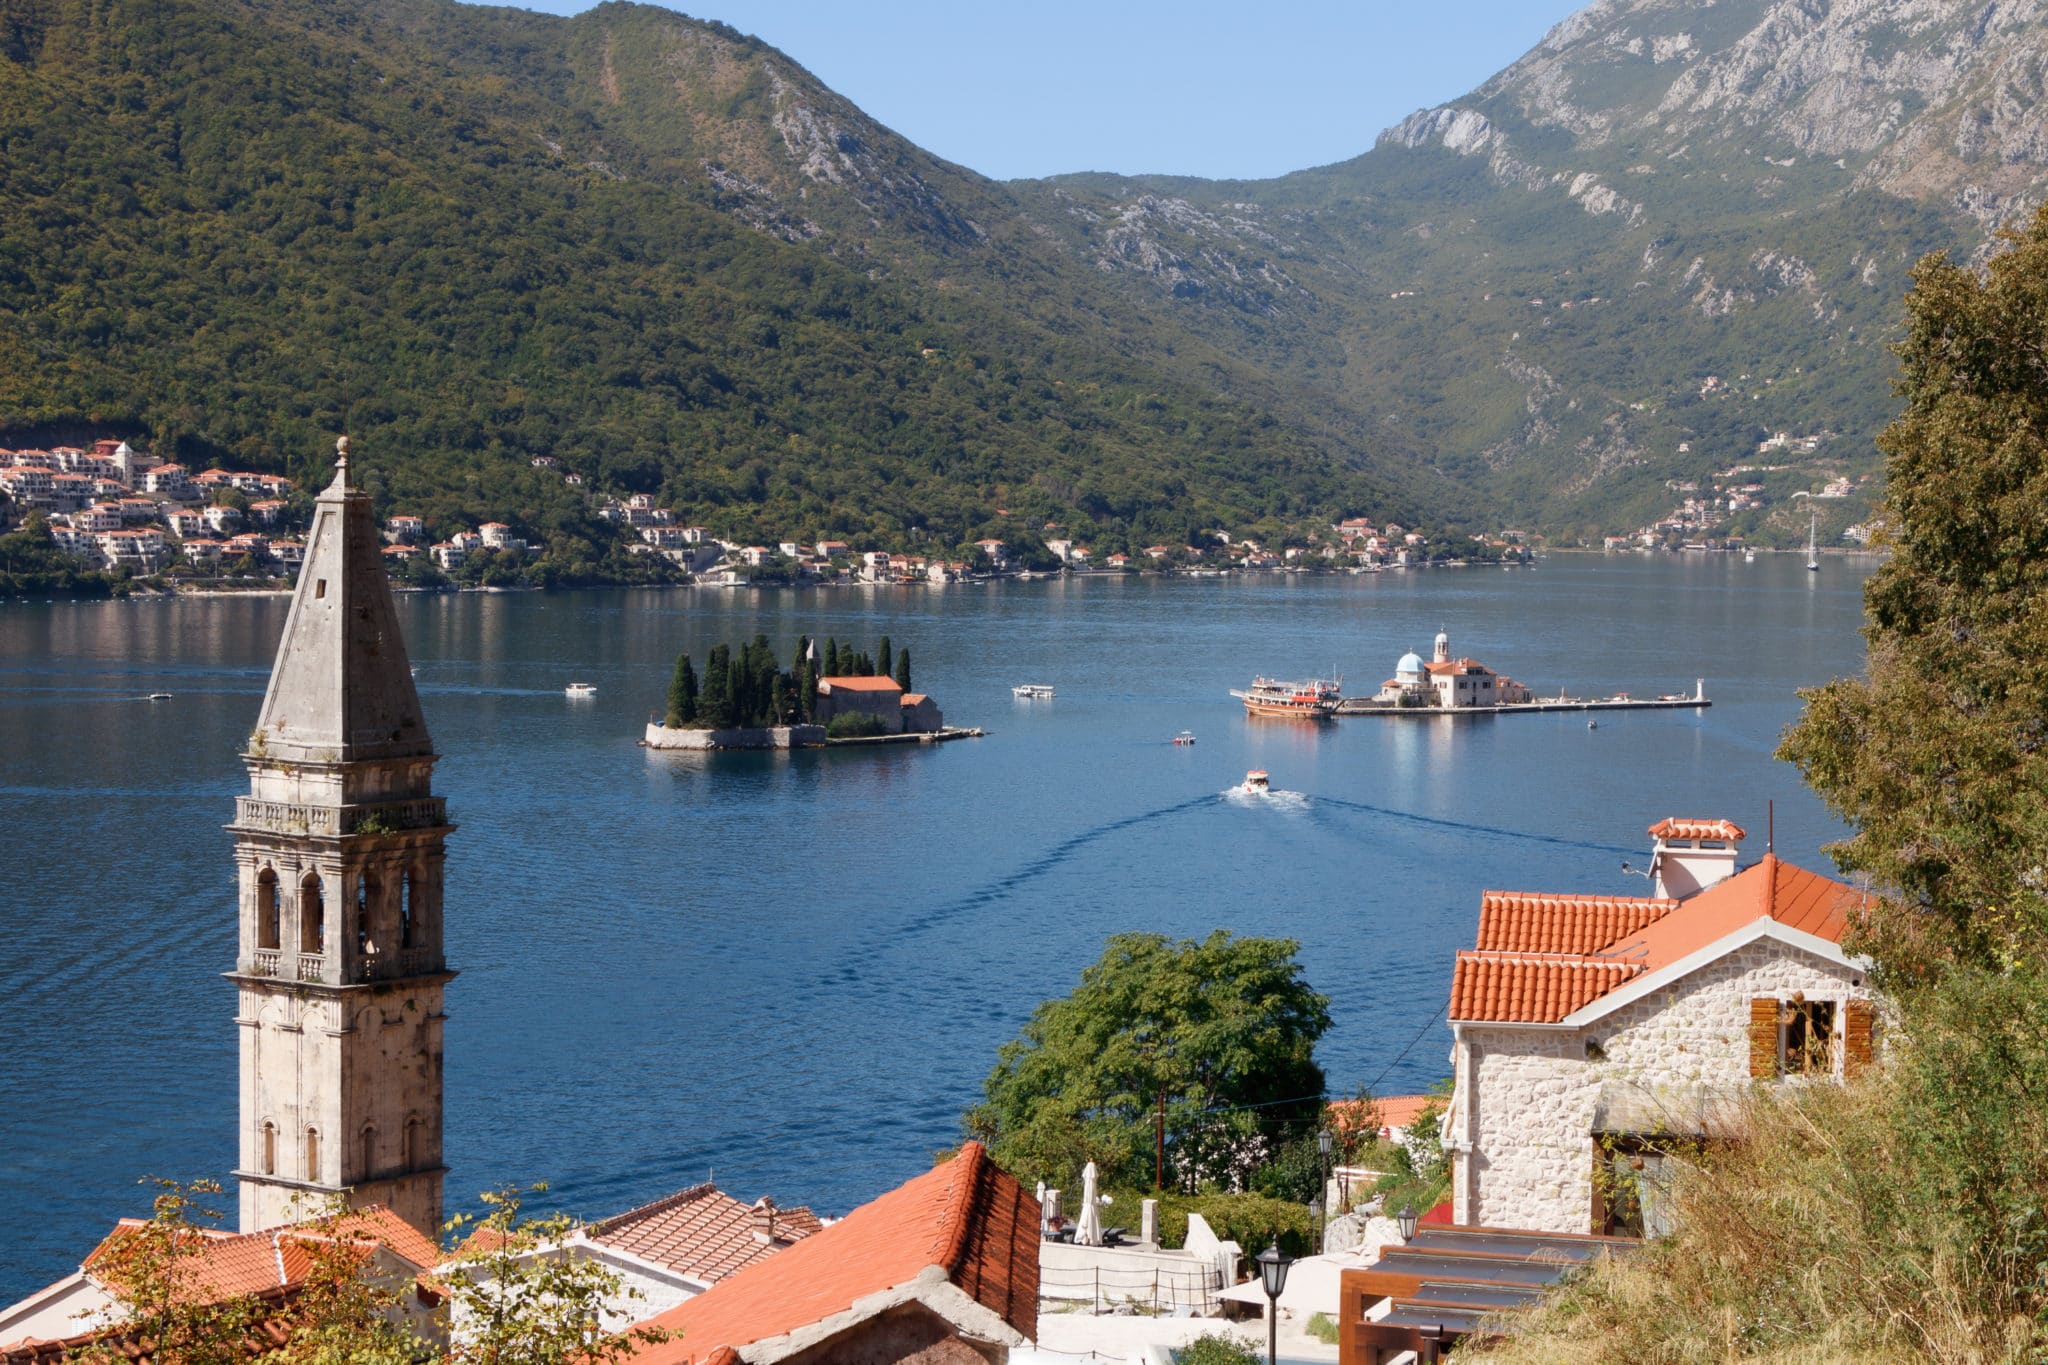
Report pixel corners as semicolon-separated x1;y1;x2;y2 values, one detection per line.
0;445;1883;1363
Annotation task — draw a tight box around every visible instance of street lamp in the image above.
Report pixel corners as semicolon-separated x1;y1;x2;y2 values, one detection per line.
1397;1203;1419;1243
1315;1126;1335;1247
1255;1236;1293;1365
1308;1198;1324;1253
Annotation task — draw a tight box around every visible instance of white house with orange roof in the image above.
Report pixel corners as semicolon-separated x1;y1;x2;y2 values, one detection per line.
1443;818;1877;1237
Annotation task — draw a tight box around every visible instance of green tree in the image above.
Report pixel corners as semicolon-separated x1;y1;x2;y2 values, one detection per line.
822;637;840;677
441;1184;669;1365
964;930;1330;1192
894;647;911;693
665;652;697;728
876;636;893;680
74;1179;267;1365
697;644;734;729
798;656;818;722
1780;204;2048;978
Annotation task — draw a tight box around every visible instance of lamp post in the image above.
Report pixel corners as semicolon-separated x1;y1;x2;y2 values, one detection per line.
1316;1126;1334;1244
1308;1198;1324;1255
1398;1203;1419;1243
1255;1236;1293;1365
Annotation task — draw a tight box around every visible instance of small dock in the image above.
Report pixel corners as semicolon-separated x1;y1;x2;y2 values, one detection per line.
826;726;985;746
1336;694;1709;718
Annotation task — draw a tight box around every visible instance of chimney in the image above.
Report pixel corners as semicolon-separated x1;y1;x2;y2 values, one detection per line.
749;1197;780;1246
1646;818;1745;899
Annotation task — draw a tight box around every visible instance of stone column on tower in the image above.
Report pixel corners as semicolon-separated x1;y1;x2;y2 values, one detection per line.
226;437;455;1237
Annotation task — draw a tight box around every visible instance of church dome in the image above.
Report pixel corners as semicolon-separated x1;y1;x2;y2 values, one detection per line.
1396;651;1425;677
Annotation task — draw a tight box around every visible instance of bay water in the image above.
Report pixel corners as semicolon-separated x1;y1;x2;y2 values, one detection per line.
0;554;1873;1297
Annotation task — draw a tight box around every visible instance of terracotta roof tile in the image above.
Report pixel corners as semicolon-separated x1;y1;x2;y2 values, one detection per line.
583;1186;816;1283
625;1143;1036;1364
1449;954;1641;1023
1598;855;1868;971
1475;892;1677;955
1327;1094;1436;1134
818;676;902;692
1648;817;1746;842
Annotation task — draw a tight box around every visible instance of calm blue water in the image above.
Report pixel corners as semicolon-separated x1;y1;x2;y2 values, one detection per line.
0;555;1873;1297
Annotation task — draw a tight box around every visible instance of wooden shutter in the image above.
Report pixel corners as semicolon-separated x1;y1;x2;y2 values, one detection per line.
1749;997;1780;1078
1843;998;1875;1077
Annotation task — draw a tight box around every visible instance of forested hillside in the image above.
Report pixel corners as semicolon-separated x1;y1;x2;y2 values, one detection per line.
6;0;2048;562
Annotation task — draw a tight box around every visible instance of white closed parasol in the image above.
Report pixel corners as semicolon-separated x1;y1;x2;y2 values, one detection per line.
1075;1160;1105;1246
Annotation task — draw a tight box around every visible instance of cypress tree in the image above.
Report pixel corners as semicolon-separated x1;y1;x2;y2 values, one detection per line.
877;636;893;680
667;651;698;727
894;647;911;692
855;652;874;677
699;644;734;729
799;657;818;722
823;636;840;678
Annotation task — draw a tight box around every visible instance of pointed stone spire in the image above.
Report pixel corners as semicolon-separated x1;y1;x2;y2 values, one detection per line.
251;437;430;764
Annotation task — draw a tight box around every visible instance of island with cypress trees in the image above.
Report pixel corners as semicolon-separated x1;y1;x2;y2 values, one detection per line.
644;634;972;750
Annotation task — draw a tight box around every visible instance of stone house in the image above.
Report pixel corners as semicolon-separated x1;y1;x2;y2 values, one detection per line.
814;676;908;733
900;693;943;734
1444;818;1876;1236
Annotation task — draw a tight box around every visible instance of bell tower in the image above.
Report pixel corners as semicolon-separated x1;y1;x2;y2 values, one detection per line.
227;437;454;1237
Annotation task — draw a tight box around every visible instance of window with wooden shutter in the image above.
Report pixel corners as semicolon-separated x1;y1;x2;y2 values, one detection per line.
1750;997;1780;1078
1843;998;1875;1076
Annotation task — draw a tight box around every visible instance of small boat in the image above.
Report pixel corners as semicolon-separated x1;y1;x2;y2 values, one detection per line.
1230;675;1342;719
1173;731;1196;746
1744;548;1756;563
1012;683;1055;698
1587;719;1598;730
565;682;598;697
1241;770;1270;793
146;692;173;702
1806;511;1820;572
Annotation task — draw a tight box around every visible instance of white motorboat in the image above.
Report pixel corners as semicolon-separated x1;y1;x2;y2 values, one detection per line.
565;682;598;697
1012;683;1055;698
1806;512;1820;572
1241;769;1270;793
1173;731;1196;746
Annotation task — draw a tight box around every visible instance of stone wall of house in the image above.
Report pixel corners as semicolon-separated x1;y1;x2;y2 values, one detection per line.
1453;940;1874;1233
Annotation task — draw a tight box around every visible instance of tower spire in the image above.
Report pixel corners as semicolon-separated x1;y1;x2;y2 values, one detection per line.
230;437;453;1239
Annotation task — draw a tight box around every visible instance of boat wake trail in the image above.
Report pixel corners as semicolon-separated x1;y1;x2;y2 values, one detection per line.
1222;787;1310;812
815;794;1218;988
1310;795;1638;856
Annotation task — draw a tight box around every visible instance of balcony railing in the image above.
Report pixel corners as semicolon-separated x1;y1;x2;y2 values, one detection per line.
351;949;439;983
296;954;328;984
232;797;448;838
249;949;282;978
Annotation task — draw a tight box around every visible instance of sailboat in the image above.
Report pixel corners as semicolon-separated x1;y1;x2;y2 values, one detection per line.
1805;511;1820;572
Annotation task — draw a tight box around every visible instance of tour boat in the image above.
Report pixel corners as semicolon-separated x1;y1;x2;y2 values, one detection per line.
1012;683;1055;698
565;682;598;697
1806;512;1820;572
1173;731;1197;745
1230;675;1342;719
1241;769;1270;793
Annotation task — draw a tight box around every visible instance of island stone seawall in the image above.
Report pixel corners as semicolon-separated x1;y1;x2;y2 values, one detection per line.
644;723;827;750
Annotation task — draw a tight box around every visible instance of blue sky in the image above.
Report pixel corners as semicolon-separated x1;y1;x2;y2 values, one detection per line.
469;2;1588;181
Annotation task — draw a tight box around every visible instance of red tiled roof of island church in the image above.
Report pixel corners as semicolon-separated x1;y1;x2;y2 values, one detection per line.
1475;892;1678;956
817;676;902;691
900;693;930;706
582;1185;820;1283
1449;955;1642;1024
1595;854;1867;972
623;1142;1037;1364
1648;817;1747;842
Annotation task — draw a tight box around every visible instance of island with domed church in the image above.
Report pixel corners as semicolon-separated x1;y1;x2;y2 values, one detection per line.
1235;628;1713;720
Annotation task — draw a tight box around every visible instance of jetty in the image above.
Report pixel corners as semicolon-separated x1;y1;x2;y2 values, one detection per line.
1337;682;1710;718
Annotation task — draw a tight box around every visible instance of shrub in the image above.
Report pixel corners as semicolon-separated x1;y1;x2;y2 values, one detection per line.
825;710;888;738
1174;1333;1260;1365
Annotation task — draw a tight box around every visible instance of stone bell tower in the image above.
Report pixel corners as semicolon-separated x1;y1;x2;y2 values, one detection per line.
227;437;454;1237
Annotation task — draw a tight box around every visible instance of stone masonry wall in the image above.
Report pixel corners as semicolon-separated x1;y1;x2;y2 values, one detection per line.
1457;941;1873;1233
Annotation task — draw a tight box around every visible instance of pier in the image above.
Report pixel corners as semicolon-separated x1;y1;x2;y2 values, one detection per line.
1335;679;1710;718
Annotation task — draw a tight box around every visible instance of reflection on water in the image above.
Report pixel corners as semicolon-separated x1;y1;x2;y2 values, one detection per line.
0;555;1875;1296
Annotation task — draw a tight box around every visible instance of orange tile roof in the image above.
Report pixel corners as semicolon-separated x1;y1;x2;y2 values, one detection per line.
1596;854;1866;971
1648;817;1746;842
1327;1094;1437;1135
1475;892;1677;955
583;1185;818;1283
1450;955;1642;1023
818;676;902;692
626;1143;1036;1364
78;1204;437;1305
900;693;930;706
1454;854;1867;1023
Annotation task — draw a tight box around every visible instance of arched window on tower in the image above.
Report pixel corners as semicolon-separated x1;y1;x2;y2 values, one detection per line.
305;1128;320;1181
360;1126;376;1181
262;1121;277;1176
299;874;324;953
256;868;279;950
357;873;379;957
403;1117;420;1170
400;868;417;949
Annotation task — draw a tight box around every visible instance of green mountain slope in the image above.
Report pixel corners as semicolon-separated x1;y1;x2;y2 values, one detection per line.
0;0;1440;566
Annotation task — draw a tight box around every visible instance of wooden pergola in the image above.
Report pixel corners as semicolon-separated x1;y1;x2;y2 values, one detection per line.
1337;1224;1639;1364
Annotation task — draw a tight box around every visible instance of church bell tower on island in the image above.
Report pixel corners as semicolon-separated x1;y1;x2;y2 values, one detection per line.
227;437;454;1237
